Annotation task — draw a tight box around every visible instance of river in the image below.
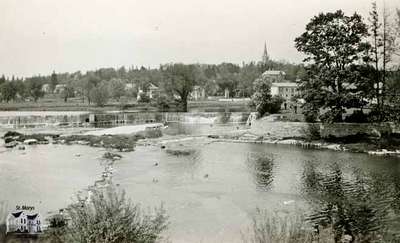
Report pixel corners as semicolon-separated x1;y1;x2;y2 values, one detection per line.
0;112;400;242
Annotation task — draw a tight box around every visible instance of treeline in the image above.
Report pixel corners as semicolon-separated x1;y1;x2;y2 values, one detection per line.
0;60;305;110
295;3;400;123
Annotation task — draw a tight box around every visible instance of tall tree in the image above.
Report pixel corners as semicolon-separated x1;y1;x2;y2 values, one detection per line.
90;81;109;107
163;64;197;112
0;81;17;102
61;82;75;102
381;3;397;106
369;2;383;108
109;78;126;101
26;78;44;102
50;71;58;92
295;10;370;122
0;75;5;86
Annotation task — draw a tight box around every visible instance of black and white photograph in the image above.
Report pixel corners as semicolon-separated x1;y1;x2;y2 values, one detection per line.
0;0;400;242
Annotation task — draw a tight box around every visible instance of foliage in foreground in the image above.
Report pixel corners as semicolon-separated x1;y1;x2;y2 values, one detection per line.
242;209;334;243
45;185;168;243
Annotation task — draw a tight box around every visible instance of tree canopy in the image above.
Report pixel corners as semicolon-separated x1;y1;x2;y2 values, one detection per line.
295;10;371;122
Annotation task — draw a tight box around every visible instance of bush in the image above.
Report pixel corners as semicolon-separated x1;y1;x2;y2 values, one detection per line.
154;95;173;111
45;185;168;243
242;209;331;243
344;110;368;123
252;95;285;117
301;123;321;141
302;104;319;123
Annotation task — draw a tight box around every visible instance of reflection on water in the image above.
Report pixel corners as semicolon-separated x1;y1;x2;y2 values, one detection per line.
1;123;400;241
247;153;275;191
302;162;400;241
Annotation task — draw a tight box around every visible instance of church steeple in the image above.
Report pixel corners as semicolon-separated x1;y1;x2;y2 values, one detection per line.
262;42;269;64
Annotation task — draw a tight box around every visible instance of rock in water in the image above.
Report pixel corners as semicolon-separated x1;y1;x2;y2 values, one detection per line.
4;141;18;148
24;139;38;145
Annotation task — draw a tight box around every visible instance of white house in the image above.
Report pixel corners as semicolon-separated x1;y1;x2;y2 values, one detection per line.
7;211;27;233
270;82;300;111
271;82;298;98
137;83;160;100
190;85;206;100
54;84;66;94
41;84;51;93
27;213;42;233
125;82;135;91
6;211;42;234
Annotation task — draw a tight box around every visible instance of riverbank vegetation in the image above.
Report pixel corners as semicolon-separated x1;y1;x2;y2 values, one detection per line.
44;185;168;243
242;157;400;243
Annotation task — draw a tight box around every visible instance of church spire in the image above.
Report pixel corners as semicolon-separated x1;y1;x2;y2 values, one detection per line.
262;42;269;64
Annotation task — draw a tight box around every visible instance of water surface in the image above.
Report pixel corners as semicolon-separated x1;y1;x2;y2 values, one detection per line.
1;138;400;242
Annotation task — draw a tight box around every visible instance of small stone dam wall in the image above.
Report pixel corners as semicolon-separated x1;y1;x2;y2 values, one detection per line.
250;119;400;139
0;111;250;128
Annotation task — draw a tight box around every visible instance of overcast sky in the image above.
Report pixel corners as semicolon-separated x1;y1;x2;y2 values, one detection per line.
0;0;399;77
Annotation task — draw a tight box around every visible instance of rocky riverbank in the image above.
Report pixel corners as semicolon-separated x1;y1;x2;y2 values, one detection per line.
202;129;400;156
1;126;163;152
2;121;400;157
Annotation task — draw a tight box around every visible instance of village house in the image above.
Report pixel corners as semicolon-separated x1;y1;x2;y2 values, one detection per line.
124;82;135;91
41;83;51;93
137;83;160;100
190;85;206;100
6;211;42;234
54;84;66;94
270;82;300;112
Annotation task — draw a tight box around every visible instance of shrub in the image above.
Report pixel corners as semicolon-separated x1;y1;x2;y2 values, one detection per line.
154;95;173;111
242;209;332;243
344;110;368;123
300;123;321;141
45;185;168;243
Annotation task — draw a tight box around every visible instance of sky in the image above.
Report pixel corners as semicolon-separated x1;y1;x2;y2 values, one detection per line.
0;0;399;77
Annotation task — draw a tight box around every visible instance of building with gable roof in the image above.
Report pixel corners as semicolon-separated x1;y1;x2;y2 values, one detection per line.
6;211;42;234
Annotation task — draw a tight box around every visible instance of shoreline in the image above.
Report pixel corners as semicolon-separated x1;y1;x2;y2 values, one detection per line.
1;124;399;157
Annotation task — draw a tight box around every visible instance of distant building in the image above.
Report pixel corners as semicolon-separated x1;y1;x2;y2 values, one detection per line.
190;86;206;100
271;82;299;111
148;83;160;99
137;83;160;100
125;82;136;91
261;70;286;82
6;211;42;234
54;84;66;94
224;88;230;99
41;84;51;93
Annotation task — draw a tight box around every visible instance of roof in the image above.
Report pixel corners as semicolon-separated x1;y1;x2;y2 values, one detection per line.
27;214;39;220
271;82;298;87
11;211;23;218
149;83;158;89
262;70;286;76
